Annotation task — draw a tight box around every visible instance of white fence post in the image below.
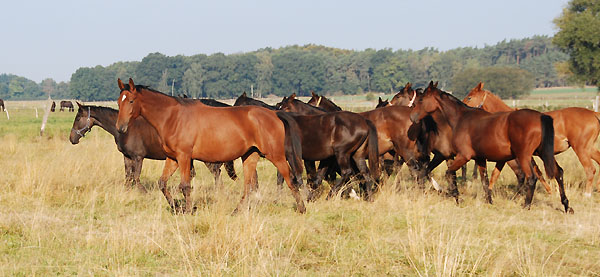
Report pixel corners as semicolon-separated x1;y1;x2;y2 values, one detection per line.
595;96;599;112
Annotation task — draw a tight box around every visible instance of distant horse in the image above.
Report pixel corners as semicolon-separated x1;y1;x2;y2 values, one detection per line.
307;91;342;111
277;94;380;200
0;99;4;112
116;78;305;214
51;101;56;112
70;103;237;192
410;81;571;213
464;82;600;196
60;100;74;112
234;91;278;110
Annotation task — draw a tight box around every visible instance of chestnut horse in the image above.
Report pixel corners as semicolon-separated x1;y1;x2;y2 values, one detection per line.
464;82;600;196
70;103;237;192
410;82;572;213
277;94;380;200
116;78;305;214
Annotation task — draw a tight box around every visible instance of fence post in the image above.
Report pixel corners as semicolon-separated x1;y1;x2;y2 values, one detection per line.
595;96;599;112
40;101;52;136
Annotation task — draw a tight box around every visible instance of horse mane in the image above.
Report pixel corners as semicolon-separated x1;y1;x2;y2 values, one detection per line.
127;84;198;106
292;99;328;112
437;88;477;111
79;104;118;118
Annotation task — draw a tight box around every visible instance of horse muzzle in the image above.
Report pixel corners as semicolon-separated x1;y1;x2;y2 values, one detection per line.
117;123;128;134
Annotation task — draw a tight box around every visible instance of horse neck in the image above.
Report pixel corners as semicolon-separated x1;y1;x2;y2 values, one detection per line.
293;100;326;115
90;107;120;137
483;92;514;112
322;99;342;111
436;93;474;129
137;89;180;135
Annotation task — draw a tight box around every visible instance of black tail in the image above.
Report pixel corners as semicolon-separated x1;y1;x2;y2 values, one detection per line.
539;114;556;178
276;111;304;186
224;161;237;180
365;119;380;181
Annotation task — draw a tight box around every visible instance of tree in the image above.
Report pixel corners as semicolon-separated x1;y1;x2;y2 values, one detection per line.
41;78;56;98
255;51;273;97
553;0;600;89
451;67;534;99
182;63;205;98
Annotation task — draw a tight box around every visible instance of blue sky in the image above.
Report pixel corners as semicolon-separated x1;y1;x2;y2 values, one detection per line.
0;0;568;82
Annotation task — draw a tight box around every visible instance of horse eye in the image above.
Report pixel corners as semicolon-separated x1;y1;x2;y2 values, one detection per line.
129;100;134;104
467;97;471;101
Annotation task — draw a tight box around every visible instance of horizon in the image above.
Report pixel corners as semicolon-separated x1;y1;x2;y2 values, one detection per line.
0;0;568;83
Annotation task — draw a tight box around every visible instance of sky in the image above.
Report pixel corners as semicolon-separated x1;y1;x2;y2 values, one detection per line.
0;0;568;83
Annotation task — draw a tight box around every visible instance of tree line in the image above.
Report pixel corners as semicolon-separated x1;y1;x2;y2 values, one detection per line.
0;35;569;101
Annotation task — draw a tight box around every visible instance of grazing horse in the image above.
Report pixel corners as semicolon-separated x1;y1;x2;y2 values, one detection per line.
234;91;278;110
464;82;600;196
116;78;305;214
277;94;379;200
60;100;74;112
410;82;572;213
51;101;56;112
70;103;237;192
0;99;4;112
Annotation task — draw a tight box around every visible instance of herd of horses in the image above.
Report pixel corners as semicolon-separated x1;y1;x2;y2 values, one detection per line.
68;78;600;214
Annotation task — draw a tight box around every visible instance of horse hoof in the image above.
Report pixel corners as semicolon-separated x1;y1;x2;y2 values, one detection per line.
567;207;574;214
296;204;306;214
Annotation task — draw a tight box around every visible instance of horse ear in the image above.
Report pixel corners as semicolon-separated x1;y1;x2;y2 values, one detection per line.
405;82;411;90
433;81;439;88
290;93;296;100
479;82;485;90
118;78;125;90
378;97;383;103
242;91;247;97
428;81;434;88
311;90;317;97
128;78;136;93
76;101;83;108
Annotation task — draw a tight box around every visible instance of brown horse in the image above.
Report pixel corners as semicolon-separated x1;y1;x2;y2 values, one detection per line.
70;103;237;192
0;99;5;112
410;82;572;213
376;97;389;108
51;101;56;112
307;91;342;111
234;91;278;110
277;94;379;200
464;82;600;196
60;100;74;112
116;78;305;214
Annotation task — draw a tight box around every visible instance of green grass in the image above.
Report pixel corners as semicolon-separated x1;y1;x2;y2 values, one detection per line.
1;99;600;275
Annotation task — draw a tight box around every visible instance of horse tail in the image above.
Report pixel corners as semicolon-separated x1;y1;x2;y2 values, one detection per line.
539;114;556;178
276;111;304;185
224;161;237;181
365;119;380;181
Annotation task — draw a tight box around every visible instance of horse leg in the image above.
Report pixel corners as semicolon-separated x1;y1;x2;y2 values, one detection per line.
489;162;505;191
475;159;492;204
233;152;260;214
326;153;353;200
531;159;552;194
506;160;527;194
158;158;179;211
471;162;478;180
265;154;306;213
307;160;331;202
204;162;223;188
553;161;573;213
572;146;596;196
353;154;378;201
175;154;195;214
445;155;470;202
224;161;238;181
123;156;135;187
589;149;600;192
132;157;147;193
516;155;537;210
276;171;284;188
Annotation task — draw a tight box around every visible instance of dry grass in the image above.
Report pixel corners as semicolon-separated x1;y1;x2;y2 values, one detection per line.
1;102;600;275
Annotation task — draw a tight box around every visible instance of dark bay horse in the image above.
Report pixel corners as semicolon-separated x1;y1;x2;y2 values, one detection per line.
60;100;74;112
410;82;572;213
306;92;425;182
376;97;389;108
464;82;600;196
277;94;379;200
234;91;278;110
51;101;56;112
0;99;4;112
116;78;305;214
69;103;237;192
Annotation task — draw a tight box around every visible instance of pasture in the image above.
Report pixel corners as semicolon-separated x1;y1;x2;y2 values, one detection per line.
1;90;600;275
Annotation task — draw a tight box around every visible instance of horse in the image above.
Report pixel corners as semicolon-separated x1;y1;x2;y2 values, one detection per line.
306;91;426;183
116;78;305;214
0;99;4;112
276;94;380;200
306;91;342;111
410;81;572;213
464;82;600;196
51;101;56;112
233;91;278;110
376;97;389;108
69;103;237;192
60;100;74;112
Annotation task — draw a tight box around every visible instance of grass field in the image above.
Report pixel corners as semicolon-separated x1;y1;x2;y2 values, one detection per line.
1;91;600;275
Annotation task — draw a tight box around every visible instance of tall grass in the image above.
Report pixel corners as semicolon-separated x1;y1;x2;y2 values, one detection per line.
1;101;600;275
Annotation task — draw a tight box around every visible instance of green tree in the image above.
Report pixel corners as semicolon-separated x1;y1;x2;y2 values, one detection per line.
451;67;534;98
553;0;600;89
255;51;273;97
182;63;205;98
